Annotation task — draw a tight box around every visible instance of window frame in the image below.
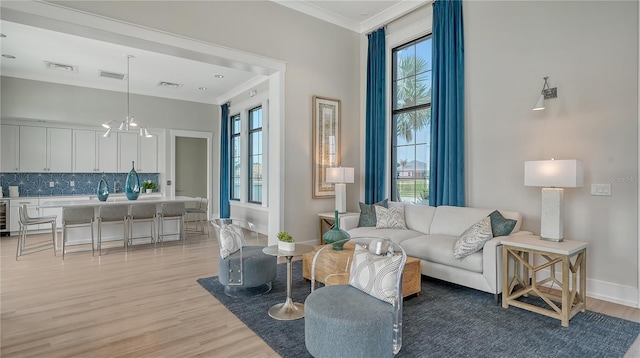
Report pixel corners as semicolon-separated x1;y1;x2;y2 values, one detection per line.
390;33;433;205
229;113;241;201
247;105;263;204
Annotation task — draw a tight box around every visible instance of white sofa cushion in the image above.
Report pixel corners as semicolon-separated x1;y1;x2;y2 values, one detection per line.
347;227;422;245
403;203;437;234
430;206;495;237
401;234;483;273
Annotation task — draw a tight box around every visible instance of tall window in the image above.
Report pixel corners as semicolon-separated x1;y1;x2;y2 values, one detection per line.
391;35;432;204
248;106;263;204
230;114;241;201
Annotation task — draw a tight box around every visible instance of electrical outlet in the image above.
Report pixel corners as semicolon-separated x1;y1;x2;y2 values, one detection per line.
49;181;54;188
70;181;75;187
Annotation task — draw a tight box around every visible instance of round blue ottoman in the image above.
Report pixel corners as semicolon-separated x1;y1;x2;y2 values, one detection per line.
219;245;277;297
304;284;394;358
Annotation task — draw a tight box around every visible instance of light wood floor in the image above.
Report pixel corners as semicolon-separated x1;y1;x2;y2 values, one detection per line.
2;228;639;357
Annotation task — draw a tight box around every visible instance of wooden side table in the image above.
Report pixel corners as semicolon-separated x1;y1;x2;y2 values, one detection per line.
317;212;359;244
502;235;587;327
302;242;422;298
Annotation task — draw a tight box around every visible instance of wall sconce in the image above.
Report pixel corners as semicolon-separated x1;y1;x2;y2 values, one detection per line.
532;76;558;111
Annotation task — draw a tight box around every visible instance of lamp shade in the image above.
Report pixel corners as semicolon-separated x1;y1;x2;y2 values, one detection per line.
326;167;354;184
524;160;584;188
532;94;545;111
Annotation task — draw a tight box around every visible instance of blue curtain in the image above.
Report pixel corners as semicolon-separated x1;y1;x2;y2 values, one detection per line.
365;27;387;204
429;0;465;207
219;103;230;218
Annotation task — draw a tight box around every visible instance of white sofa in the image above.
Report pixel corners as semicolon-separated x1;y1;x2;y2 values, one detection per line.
340;202;529;300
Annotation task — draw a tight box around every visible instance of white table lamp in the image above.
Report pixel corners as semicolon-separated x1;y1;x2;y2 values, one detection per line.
524;159;584;242
326;167;354;213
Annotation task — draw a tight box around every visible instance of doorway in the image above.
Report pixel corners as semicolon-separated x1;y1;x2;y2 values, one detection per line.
175;137;207;198
170;129;213;218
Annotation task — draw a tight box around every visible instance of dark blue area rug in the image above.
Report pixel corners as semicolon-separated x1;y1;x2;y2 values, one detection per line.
198;261;639;358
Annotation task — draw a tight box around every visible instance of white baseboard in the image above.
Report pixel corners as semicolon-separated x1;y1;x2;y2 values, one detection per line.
538;269;639;308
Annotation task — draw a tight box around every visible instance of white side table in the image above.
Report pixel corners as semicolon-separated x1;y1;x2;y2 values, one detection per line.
502;234;587;327
317;212;359;244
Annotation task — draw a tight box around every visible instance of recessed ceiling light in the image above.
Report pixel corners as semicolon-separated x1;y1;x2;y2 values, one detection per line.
199;87;208;91
2;54;15;59
214;74;224;79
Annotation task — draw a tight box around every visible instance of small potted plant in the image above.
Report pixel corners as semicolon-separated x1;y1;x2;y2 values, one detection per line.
141;180;158;194
277;231;295;251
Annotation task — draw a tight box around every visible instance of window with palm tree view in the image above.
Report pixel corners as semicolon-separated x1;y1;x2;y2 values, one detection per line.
391;35;432;204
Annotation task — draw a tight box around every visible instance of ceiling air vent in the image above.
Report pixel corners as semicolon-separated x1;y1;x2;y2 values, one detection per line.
158;81;183;89
44;61;78;73
99;70;126;80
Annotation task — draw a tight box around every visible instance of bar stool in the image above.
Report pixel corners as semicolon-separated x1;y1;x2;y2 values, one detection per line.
97;205;129;256
157;202;185;245
185;197;209;236
128;203;157;249
16;204;57;260
62;206;95;260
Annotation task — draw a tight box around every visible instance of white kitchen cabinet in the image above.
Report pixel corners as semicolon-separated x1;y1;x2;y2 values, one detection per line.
73;129;97;172
1;125;20;172
19;126;72;172
118;132;139;172
73;130;118;173
138;135;158;173
98;134;118;172
19;126;47;172
47;128;72;172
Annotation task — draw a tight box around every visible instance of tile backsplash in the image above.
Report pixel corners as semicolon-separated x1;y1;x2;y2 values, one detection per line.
0;172;160;197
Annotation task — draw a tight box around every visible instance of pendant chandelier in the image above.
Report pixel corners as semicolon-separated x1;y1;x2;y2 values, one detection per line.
102;55;152;138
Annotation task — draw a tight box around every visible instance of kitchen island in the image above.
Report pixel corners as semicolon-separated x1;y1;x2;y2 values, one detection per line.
39;195;199;251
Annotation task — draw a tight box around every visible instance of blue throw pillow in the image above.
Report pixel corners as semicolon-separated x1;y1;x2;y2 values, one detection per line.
358;199;388;227
488;210;516;237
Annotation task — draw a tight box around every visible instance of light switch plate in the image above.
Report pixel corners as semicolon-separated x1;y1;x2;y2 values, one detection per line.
591;184;611;196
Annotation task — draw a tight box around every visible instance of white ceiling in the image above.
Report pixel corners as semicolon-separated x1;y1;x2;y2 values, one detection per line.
0;1;429;104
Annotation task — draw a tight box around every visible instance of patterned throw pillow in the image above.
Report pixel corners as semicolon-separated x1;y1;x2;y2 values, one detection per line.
488;210;517;237
453;216;493;260
219;224;245;259
358;199;388;227
375;205;407;229
349;244;403;304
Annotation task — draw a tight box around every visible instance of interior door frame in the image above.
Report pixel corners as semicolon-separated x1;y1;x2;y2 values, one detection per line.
170;130;213;218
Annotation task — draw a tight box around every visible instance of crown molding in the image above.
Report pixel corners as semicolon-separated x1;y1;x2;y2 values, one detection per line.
272;0;431;34
360;1;431;34
272;0;361;32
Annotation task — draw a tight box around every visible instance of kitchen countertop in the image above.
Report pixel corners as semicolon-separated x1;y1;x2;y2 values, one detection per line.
4;193;162;201
39;195;196;208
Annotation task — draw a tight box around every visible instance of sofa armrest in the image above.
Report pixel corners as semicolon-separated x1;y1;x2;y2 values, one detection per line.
482;237;504;294
340;215;360;231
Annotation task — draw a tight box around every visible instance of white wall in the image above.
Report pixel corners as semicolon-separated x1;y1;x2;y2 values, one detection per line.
464;1;638;306
54;1;361;246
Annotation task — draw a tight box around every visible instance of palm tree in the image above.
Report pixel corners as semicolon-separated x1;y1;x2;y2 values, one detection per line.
395;55;431;142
